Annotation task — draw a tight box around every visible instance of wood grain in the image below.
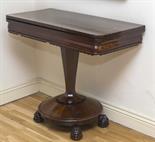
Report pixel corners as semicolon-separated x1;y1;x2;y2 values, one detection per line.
0;92;154;142
6;8;145;55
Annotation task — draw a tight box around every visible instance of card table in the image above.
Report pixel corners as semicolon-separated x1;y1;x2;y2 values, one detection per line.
6;8;145;140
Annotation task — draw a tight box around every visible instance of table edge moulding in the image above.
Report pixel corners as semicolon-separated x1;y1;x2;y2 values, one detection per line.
6;8;145;141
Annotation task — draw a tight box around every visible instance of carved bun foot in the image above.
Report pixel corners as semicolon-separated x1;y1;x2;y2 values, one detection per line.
98;114;109;128
33;111;44;123
71;126;83;141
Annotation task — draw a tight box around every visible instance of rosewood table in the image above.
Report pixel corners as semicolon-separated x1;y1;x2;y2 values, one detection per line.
6;8;145;141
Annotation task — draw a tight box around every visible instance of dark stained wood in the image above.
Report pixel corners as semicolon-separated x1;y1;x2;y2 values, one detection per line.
6;8;145;140
61;48;79;95
6;9;145;36
38;94;103;126
6;8;145;55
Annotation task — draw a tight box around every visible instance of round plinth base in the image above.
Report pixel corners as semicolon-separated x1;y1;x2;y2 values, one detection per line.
37;94;103;127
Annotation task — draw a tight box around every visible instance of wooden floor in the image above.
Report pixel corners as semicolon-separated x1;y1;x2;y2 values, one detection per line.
0;93;155;142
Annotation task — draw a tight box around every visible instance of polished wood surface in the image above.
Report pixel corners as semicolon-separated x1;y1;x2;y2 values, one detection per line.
61;48;79;94
39;95;102;126
6;8;144;36
0;93;154;142
6;8;145;55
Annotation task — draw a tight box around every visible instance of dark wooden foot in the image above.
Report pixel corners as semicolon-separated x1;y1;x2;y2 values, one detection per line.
71;126;83;141
98;114;109;128
33;111;44;123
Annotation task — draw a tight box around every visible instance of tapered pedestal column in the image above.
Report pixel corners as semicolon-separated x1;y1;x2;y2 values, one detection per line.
34;48;109;140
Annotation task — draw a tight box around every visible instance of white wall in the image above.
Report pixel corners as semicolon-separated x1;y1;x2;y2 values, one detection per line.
0;1;3;91
35;0;155;120
0;0;37;101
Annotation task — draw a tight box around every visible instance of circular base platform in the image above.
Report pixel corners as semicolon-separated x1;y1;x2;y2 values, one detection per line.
37;94;103;126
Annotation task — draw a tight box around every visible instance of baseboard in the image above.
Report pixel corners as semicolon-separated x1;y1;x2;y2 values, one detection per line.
0;79;39;105
38;78;64;96
39;78;155;138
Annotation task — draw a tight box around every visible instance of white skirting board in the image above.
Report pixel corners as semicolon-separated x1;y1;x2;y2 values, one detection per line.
39;78;155;138
0;77;155;138
0;79;38;105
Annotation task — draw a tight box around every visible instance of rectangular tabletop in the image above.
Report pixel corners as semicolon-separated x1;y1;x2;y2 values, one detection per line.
6;8;145;55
